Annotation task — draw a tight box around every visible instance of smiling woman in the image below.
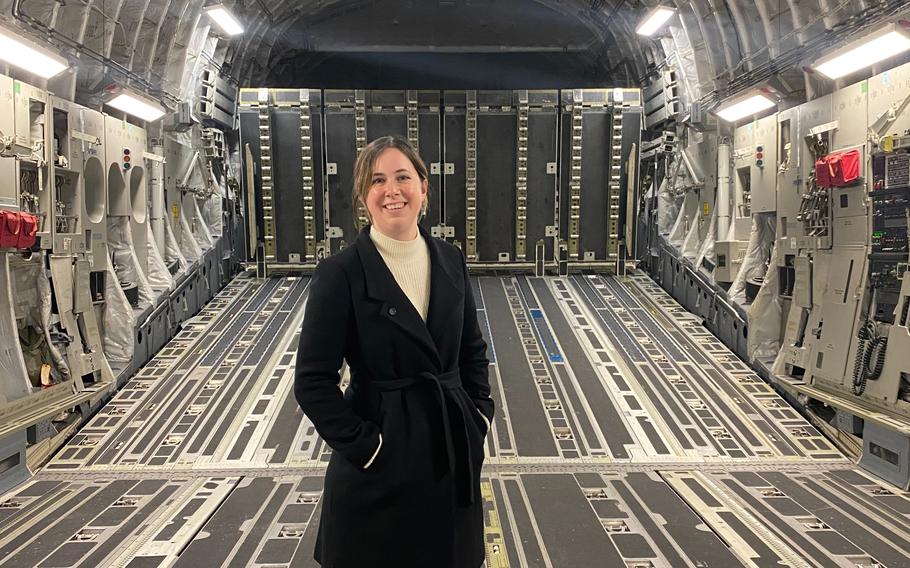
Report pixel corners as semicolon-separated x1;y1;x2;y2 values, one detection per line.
296;134;494;567
352;135;430;240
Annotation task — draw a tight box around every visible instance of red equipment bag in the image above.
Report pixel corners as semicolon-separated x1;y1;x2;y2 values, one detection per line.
0;210;21;248
16;212;38;249
815;149;862;188
815;157;832;187
830;149;860;186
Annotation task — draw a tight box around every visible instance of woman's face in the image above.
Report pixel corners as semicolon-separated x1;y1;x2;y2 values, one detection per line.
364;148;427;239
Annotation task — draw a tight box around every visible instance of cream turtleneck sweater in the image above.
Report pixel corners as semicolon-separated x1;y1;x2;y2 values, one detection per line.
363;225;489;469
369;225;431;321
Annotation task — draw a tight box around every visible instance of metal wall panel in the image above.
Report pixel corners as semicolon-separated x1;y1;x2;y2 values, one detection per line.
323;95;357;252
527;100;559;262
443;91;467;247
578;109;610;260
417;91;442;230
776;107;802;239
0;75;15;209
831;81;868;151
271;107;306;261
476;91;517;262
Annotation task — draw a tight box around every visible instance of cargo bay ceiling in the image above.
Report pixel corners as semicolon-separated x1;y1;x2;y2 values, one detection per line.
1;0;908;102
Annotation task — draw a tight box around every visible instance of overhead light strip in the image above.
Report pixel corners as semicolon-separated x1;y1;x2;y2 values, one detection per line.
107;89;167;122
715;93;777;123
205;5;244;36
813;23;910;79
636;6;675;37
0;26;68;79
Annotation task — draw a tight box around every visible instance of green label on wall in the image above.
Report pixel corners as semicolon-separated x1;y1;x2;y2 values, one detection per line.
14;83;20;94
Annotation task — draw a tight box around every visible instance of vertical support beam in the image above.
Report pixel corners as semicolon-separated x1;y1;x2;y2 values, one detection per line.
466;91;479;261
354;89;368;229
608;105;623;257
256;88;276;262
299;89;316;261
569;89;583;259
407;90;419;149
515;90;529;261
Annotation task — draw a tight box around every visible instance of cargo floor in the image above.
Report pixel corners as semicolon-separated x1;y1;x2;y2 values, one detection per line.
1;273;908;567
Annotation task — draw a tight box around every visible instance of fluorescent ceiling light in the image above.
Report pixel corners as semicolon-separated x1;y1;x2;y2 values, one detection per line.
0;27;68;79
205;5;244;36
715;93;777;122
813;23;910;79
636;6;675;36
106;89;167;122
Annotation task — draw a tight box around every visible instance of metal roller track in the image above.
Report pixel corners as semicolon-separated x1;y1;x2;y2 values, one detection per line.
466;90;479;260
607;107;622;257
354;89;368;229
406;90;419;150
568;89;583;259
299;89;316;261
1;272;907;568
515;90;529;261
256;89;277;262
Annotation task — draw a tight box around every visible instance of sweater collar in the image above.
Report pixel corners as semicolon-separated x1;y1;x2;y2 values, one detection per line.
369;225;425;259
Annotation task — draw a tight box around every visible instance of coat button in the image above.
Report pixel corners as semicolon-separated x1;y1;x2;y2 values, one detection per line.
388;307;397;316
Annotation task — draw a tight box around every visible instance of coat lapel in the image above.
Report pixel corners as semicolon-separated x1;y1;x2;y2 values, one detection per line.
355;224;461;371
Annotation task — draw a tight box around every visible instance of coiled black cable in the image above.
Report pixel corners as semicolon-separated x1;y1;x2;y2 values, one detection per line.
852;321;888;395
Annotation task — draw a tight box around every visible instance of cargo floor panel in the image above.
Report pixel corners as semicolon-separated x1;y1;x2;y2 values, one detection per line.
1;272;902;567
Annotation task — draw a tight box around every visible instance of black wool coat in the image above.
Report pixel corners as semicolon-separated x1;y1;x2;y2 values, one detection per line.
294;223;495;568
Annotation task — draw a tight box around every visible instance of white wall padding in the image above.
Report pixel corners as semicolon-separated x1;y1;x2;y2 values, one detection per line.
102;247;136;369
748;238;783;362
694;209;717;273
107;216;155;308
165;218;189;275
177;209;204;262
146;222;175;293
191;197;215;250
669;190;699;248
729;212;776;304
657;176;682;236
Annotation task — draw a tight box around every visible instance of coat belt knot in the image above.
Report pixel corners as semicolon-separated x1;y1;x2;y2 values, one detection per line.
362;367;478;506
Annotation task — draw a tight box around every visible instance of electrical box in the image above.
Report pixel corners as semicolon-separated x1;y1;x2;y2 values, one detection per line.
714;240;748;283
751;114;778;213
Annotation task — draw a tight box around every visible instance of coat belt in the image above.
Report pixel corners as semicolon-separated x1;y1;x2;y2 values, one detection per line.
359;368;477;506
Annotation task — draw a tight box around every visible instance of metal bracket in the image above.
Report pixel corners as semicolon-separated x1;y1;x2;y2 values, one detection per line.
327;226;343;238
71;130;101;146
142;152;165;163
546;162;557;174
431;162;441;175
431;225;455;238
545;226;558;237
326;163;337;175
445;163;455;175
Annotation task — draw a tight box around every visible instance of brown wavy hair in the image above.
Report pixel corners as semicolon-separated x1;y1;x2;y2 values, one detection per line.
352;136;430;230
